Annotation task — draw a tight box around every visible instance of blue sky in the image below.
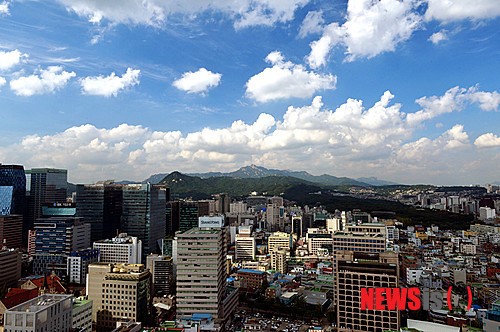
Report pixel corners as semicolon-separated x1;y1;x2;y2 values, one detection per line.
0;0;499;185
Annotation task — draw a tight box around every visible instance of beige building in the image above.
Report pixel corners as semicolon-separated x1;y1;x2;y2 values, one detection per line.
86;263;150;331
175;227;238;329
176;228;226;320
268;232;291;254
270;248;288;274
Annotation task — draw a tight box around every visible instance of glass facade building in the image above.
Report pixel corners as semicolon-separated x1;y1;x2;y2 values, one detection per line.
0;164;26;216
26;168;67;229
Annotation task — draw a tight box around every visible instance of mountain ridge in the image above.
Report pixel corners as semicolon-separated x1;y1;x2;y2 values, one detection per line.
145;164;394;187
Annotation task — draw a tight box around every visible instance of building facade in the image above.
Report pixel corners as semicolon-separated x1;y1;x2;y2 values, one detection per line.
336;251;400;332
3;294;73;332
93;233;142;264
176;228;226;320
86;263;151;332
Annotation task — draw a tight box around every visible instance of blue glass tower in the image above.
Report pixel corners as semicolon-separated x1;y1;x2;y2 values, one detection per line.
0;164;26;216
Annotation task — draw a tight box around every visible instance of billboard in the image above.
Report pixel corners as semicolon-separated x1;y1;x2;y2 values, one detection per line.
199;215;224;228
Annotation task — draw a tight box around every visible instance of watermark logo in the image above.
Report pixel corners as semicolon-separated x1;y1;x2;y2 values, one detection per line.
359;286;472;311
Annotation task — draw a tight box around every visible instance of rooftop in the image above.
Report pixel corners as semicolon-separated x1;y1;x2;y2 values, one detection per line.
7;294;72;313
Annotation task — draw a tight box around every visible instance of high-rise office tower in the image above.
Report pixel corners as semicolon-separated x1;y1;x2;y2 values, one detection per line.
3;294;73;332
146;254;174;297
166;200;199;235
0;215;23;249
86;263;151;331
176;228;226;320
0;164;26;216
76;183;167;257
33;216;91;275
336;251;400;332
235;226;255;261
215;193;230;214
26;168;67;230
121;183;167;258
75;182;123;242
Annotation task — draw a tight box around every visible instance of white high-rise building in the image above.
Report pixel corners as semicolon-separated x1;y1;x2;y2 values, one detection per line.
176;228;228;320
235;226;255;261
93;233;142;264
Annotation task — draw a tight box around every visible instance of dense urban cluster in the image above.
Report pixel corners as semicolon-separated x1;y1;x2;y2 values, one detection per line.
0;164;499;332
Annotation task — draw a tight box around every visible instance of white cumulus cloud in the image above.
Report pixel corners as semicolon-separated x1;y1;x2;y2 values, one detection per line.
9;66;76;96
426;0;500;22
298;10;325;38
1;90;498;185
0;1;10;15
429;30;448;44
173;68;222;95
0;76;6;88
57;0;309;29
80;68;140;97
246;51;336;102
474;133;500;148
0;49;27;71
307;0;422;66
406;86;500;126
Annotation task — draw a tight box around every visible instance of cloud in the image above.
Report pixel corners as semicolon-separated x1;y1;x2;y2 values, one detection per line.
0;76;5;88
307;0;422;66
80;68;140;97
429;30;448;44
1;90;498;184
475;133;500;148
406;86;500;126
298;10;325;38
57;0;309;29
246;51;336;102
395;125;470;168
173;68;222;95
0;1;9;15
425;0;500;22
0;49;27;71
9;66;76;96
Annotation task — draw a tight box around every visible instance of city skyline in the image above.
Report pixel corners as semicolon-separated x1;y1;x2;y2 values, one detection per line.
0;1;499;185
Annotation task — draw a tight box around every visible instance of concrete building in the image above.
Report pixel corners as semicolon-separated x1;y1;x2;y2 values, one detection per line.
336;251;399;332
176;228;227;321
271;248;288;274
86;263;151;332
306;228;333;256
3;294;73;332
332;231;386;253
0;248;21;289
93;233;142;264
237;269;267;291
72;296;93;332
268;231;291;254
235;226;255;261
